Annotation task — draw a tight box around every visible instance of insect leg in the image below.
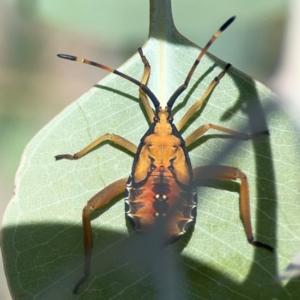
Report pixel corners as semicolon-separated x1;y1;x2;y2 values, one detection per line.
184;123;268;148
55;133;137;160
176;64;231;131
73;177;128;294
138;48;155;122
193;165;273;252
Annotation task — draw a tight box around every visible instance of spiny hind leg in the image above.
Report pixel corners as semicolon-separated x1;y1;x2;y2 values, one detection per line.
73;177;128;294
193;165;273;252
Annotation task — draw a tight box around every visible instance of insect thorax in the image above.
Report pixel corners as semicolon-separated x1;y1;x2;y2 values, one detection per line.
124;108;197;243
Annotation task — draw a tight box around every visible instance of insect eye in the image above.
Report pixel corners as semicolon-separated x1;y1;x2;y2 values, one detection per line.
168;116;174;122
153;116;159;122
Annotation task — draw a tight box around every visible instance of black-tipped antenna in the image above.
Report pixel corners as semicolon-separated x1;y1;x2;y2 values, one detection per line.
167;16;236;109
57;52;160;108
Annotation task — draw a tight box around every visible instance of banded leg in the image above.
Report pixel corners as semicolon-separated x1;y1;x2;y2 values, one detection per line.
185;123;268;148
73;178;128;294
55;133;137;160
176;63;231;131
138;48;155;121
193;165;273;251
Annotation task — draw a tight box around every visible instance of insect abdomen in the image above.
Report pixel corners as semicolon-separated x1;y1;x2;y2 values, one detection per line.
125;167;197;243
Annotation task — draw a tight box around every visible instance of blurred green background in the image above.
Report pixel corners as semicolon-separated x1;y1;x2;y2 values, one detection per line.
0;0;287;298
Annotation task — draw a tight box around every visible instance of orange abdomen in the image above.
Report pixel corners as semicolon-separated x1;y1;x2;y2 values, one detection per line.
125;166;197;243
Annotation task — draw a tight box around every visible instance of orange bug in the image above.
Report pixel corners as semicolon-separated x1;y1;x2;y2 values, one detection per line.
55;16;273;294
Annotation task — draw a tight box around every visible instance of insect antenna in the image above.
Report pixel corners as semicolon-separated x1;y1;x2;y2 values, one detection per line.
57;53;160;109
167;16;236;110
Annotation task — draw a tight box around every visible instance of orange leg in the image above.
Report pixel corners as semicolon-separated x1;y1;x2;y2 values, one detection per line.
55;133;137;160
138;48;155;122
73;177;128;294
55;135;135;293
176;64;231;132
185;123;268;147
193;165;273;251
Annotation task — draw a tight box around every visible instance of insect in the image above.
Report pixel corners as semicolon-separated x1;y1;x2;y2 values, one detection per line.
56;16;273;294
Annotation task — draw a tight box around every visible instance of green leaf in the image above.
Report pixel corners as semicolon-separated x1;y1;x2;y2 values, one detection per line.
2;0;300;299
280;252;300;281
